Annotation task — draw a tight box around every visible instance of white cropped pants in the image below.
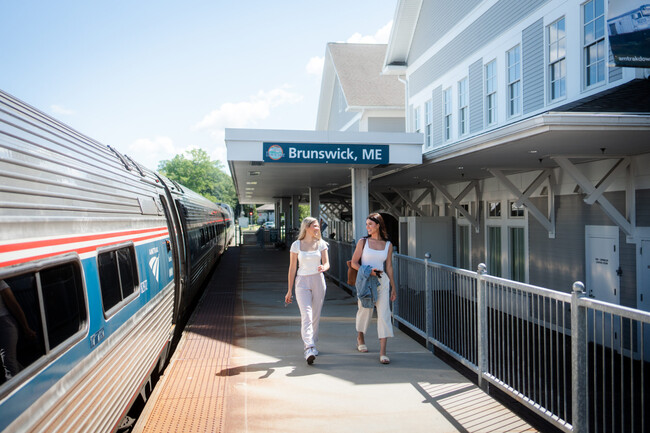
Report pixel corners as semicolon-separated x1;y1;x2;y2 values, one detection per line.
355;274;394;339
295;273;327;349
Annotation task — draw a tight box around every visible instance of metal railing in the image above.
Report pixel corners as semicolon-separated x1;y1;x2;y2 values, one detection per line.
325;241;650;433
325;239;356;291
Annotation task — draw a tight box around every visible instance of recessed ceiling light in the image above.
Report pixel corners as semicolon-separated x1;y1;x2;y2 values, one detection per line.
528;150;538;154
246;181;258;185
249;171;260;176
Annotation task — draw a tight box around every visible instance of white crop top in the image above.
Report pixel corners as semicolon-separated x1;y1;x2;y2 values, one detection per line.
290;239;328;276
361;239;390;271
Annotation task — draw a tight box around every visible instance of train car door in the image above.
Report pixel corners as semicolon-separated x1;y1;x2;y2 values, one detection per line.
159;192;187;323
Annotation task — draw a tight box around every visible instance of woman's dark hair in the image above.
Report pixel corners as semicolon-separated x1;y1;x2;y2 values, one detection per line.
365;212;389;241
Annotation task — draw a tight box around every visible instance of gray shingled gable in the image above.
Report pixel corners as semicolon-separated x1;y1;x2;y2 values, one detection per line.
328;43;404;108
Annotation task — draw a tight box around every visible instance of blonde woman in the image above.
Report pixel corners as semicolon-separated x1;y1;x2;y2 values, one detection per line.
285;217;330;365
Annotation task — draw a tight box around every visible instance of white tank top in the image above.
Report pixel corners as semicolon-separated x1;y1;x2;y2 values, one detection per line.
361;239;390;271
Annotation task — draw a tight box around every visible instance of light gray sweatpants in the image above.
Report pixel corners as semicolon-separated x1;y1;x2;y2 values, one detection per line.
295;273;327;349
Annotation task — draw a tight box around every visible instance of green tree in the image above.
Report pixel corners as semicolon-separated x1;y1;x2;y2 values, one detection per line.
299;204;310;221
158;148;237;208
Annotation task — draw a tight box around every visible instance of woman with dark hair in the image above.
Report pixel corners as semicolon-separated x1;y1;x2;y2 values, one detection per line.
349;213;397;364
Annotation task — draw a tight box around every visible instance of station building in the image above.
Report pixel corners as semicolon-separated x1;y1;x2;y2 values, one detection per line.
228;0;650;313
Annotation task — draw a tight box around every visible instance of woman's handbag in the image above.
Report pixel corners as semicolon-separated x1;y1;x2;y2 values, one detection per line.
346;239;366;285
346;260;357;285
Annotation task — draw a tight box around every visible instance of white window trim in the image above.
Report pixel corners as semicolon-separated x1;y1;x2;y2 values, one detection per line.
547;16;567;103
443;87;452;142
582;0;607;90
485;60;497;126
458;77;468;137
484;199;529;282
425;99;433;149
506;45;522;118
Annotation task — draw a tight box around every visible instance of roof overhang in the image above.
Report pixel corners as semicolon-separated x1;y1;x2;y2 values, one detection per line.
383;0;422;74
368;112;650;190
226;128;423;204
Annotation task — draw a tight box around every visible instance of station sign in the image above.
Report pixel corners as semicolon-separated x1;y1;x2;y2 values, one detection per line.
263;142;389;164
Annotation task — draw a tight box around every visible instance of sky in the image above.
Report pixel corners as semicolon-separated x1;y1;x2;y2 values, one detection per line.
0;1;397;172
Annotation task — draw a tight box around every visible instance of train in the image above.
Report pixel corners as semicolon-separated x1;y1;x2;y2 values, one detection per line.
0;89;234;432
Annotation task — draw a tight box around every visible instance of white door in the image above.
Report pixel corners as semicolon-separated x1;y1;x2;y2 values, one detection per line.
585;226;620;304
585;226;620;349
638;239;650;312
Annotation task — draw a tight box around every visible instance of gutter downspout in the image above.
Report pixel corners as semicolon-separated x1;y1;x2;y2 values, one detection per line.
398;75;408;132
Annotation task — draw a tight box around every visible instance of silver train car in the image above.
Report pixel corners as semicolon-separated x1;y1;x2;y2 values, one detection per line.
0;90;234;432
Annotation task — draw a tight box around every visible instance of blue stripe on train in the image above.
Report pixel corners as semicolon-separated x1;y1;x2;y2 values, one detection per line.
0;237;173;431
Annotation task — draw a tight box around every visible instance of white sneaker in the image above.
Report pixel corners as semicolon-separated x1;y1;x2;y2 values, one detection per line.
304;348;315;365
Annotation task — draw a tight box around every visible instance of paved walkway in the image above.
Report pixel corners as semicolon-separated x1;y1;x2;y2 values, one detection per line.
135;240;539;433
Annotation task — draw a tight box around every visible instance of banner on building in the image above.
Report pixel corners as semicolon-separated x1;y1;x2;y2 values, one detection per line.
608;0;650;67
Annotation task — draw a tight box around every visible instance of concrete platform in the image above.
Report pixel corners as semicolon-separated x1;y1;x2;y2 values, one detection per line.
135;242;539;433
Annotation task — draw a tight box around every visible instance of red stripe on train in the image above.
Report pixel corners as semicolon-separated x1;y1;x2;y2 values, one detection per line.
0;227;168;254
0;232;168;268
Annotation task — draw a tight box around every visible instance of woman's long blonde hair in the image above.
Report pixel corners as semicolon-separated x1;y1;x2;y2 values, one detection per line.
297;217;320;240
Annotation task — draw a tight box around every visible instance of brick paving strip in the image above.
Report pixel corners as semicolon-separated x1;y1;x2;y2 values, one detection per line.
134;247;239;433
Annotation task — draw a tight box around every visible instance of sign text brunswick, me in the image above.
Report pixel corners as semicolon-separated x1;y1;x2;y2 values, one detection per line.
263;142;389;164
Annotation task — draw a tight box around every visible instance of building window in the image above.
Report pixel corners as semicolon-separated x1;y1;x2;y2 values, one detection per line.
510;227;526;282
1;260;87;383
548;17;567;101
458;203;470;218
443;88;452;141
584;0;605;87
458;224;471;270
507;45;521;117
509;201;525;218
425;100;433;149
458;78;468;136
488;226;502;277
488;201;501;218
485;60;497;125
98;244;139;314
414;106;421;133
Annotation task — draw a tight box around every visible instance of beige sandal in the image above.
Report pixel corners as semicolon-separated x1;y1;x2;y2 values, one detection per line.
379;355;390;364
357;343;368;352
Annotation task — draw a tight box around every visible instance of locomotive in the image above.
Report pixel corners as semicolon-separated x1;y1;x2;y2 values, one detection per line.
0;90;233;432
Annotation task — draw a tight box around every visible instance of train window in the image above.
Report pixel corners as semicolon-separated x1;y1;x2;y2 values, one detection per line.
1;259;86;386
98;245;138;314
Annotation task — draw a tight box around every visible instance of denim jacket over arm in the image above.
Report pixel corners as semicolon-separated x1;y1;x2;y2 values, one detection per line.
355;264;379;309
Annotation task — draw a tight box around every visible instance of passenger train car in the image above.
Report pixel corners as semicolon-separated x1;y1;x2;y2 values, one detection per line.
0;90;233;432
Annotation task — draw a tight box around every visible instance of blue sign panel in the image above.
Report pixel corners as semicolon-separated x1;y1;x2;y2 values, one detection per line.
263;142;389;164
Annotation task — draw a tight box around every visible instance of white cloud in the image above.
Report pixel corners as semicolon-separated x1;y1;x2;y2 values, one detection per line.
374;20;393;44
346;20;393;44
126;136;192;171
193;85;303;131
190;85;303;172
306;56;324;75
51;104;74;115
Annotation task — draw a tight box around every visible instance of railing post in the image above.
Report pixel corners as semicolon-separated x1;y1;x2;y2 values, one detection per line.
424;252;433;351
571;281;587;433
477;263;488;390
